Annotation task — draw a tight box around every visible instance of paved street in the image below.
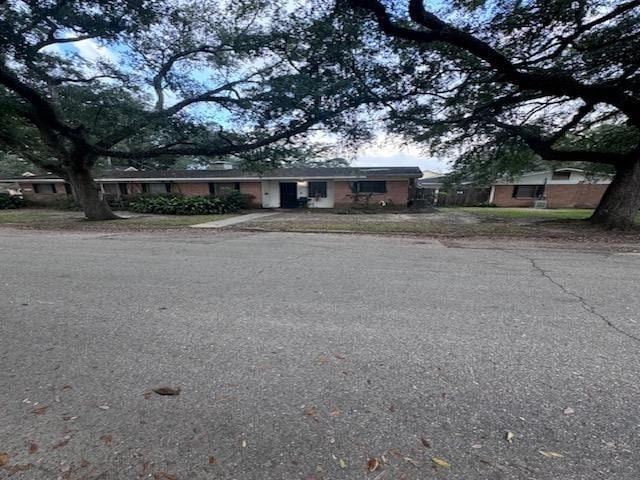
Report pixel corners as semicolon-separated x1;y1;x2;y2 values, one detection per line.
1;230;639;479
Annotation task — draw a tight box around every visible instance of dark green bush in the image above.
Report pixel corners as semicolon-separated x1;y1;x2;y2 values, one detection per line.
0;193;25;209
128;191;250;215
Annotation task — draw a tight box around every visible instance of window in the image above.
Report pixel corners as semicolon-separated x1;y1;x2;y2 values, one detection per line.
552;171;571;180
102;183;119;195
512;185;545;198
209;182;240;196
143;183;171;194
308;181;327;198
118;183;128;195
351;181;387;193
33;183;56;194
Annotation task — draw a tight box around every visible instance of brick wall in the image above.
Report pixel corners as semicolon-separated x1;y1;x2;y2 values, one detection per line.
18;182;69;204
492;185;536;207
334;180;409;206
172;182;209;196
239;181;262;207
545;184;607;208
493;184;608;208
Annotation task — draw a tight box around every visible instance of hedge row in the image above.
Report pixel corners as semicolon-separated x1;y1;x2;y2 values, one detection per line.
0;193;25;209
128;191;250;215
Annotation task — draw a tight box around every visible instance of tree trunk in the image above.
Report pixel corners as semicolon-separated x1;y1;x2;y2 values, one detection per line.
589;158;640;229
67;166;119;221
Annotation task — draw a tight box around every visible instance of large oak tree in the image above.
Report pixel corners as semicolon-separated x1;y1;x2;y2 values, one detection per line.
0;0;374;219
342;0;640;228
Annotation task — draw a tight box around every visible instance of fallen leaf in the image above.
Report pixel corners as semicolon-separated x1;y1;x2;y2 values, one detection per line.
420;437;431;448
539;451;564;458
388;449;404;459
27;443;38;454
388;404;396;413
62;385;73;390
62;415;78;421
100;435;113;445
152;387;181;396
471;444;482;449
0;453;9;466
338;458;347;469
98;405;110;410
366;457;380;472
31;405;48;415
241;440;247;448
404;457;419;467
329;409;341;417
80;459;90;468
208;456;217;465
52;438;70;449
505;431;514;443
334;354;346;360
316;355;328;365
431;457;451;468
143;392;152;400
563;407;575;415
153;471;177;480
304;406;318;418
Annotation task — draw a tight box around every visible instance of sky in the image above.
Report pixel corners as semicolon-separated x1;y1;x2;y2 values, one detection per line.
353;137;449;173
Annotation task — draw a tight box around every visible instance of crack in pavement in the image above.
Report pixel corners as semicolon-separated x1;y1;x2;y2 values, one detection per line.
506;249;640;345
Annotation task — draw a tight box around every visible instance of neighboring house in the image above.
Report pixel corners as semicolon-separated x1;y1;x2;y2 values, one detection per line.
0;166;421;209
489;168;612;208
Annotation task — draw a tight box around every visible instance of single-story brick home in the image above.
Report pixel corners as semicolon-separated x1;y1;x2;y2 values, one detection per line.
489;168;612;208
1;166;421;208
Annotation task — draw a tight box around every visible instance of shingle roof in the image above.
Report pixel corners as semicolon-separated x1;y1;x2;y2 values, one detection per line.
1;166;422;182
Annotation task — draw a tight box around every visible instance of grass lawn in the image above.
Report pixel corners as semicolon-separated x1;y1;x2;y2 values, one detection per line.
448;207;640;223
0;208;235;230
449;207;596;220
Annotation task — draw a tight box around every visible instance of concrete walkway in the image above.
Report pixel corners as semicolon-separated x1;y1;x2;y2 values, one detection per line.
191;211;279;228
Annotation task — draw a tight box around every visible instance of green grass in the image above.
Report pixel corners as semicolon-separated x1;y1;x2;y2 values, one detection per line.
0;208;235;229
448;207;596;220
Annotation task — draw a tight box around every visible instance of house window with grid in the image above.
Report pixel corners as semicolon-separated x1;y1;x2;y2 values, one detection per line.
512;185;545;198
143;183;171;194
33;183;56;194
351;181;387;193
308;181;327;198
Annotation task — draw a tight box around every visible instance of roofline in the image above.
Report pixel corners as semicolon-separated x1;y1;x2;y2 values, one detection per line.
3;174;420;182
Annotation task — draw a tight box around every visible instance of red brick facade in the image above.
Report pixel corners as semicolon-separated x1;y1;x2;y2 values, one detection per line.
493;184;608;208
239;182;262;206
334;180;410;206
172;182;209;196
18;182;68;204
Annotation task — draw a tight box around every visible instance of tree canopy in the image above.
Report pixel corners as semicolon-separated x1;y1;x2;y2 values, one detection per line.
338;0;640;227
0;0;375;218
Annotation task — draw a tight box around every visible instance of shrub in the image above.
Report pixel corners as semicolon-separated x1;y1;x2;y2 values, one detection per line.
0;193;25;209
128;192;250;215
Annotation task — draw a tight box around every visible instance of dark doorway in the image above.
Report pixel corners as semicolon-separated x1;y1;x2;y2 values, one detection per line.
279;182;298;208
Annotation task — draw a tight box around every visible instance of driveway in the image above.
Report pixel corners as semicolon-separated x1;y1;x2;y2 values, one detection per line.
1;230;639;479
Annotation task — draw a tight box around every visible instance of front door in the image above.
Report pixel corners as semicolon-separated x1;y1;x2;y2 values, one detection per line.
279;182;298;208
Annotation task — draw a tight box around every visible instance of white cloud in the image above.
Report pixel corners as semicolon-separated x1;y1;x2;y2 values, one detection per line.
72;38;118;64
353;136;450;173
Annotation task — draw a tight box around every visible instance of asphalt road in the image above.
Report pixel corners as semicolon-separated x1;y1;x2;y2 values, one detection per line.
1;230;639;479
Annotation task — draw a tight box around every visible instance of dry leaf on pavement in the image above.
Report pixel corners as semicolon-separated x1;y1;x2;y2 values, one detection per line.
366;457;380;472
31;405;48;415
0;453;9;466
152;386;181;396
432;457;451;468
539;451;564;458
